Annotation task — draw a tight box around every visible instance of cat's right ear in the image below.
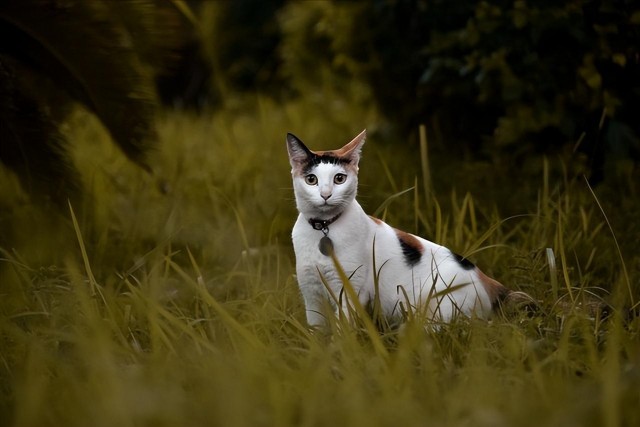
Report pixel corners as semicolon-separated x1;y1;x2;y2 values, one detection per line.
286;133;312;170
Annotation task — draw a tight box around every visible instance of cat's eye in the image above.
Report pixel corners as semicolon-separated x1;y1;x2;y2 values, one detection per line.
334;173;347;184
304;174;318;185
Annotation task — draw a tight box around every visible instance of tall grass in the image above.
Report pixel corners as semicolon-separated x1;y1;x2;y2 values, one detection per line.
0;94;638;427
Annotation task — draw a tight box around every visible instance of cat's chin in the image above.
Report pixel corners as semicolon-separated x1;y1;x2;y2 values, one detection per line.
302;203;344;219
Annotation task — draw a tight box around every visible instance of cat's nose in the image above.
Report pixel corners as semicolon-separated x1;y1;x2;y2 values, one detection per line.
321;193;332;201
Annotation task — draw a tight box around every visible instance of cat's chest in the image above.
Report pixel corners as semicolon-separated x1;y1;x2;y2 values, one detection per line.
291;214;371;265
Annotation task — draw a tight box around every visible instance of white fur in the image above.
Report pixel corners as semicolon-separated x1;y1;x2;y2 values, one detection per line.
287;132;500;327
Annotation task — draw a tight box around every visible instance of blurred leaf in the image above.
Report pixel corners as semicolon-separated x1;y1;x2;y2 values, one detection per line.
579;55;602;89
0;57;78;203
0;0;158;165
0;0;187;200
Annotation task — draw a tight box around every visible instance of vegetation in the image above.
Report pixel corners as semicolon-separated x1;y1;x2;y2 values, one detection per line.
1;1;639;427
1;92;638;426
0;0;185;201
203;1;640;167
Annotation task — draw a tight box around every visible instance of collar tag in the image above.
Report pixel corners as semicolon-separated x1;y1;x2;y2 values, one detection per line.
308;214;340;257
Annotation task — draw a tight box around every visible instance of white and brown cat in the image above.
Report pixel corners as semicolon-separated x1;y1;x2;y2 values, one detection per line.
287;129;523;328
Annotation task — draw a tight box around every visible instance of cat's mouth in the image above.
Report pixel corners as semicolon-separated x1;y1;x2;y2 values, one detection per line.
309;198;336;211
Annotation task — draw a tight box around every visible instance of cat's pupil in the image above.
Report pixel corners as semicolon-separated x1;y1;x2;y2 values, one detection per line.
305;174;318;185
334;173;347;184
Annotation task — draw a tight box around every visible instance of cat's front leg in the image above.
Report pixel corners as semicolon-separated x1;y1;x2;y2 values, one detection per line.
304;295;328;328
335;280;372;326
297;274;333;328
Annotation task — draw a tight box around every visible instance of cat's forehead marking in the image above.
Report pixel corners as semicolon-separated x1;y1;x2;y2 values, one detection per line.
310;152;351;165
299;151;353;175
394;229;424;267
312;145;355;158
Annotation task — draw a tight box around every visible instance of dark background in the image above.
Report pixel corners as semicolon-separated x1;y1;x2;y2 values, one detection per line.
2;0;639;198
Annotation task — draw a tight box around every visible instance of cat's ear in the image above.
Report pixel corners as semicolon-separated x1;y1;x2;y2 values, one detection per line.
286;133;312;169
338;129;366;165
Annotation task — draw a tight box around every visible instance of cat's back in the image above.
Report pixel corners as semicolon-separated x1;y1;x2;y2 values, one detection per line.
368;216;503;319
367;215;452;268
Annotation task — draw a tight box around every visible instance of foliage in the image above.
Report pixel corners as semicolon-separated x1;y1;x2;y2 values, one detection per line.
197;0;640;175
198;0;285;99
5;1;637;202
0;0;185;202
415;0;640;157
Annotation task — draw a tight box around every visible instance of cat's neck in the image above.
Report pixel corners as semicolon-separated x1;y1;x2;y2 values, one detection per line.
307;213;343;233
298;199;366;230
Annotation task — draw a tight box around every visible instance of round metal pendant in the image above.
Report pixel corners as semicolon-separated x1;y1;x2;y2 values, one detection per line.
319;236;334;256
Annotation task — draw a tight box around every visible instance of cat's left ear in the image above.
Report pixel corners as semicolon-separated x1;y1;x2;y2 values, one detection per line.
338;129;366;166
286;133;313;169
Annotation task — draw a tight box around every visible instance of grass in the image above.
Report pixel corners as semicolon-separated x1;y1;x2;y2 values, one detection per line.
0;93;639;427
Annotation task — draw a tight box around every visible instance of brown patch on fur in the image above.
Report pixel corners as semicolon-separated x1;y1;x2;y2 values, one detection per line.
476;268;511;311
395;229;423;251
476;269;539;315
311;149;339;157
394;228;424;267
369;215;383;225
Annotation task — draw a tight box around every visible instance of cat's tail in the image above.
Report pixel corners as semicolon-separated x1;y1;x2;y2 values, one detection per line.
499;289;539;316
477;268;539;316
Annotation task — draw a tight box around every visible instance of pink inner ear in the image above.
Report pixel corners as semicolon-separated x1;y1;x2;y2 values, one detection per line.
339;129;366;157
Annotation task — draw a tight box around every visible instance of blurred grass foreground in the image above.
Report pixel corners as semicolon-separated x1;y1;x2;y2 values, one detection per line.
1;1;639;427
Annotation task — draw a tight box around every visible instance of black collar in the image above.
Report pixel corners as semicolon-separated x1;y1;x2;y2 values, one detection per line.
308;213;342;233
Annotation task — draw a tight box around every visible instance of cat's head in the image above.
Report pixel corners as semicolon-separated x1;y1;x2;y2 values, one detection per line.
286;130;366;219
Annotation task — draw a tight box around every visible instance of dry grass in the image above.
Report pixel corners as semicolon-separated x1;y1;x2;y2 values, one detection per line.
0;94;638;427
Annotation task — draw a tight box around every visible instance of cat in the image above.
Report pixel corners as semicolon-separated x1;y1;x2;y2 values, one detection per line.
286;129;524;328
